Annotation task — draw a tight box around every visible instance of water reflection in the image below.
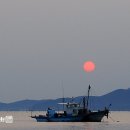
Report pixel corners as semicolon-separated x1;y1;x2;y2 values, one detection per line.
39;123;94;130
42;123;94;130
1;112;130;130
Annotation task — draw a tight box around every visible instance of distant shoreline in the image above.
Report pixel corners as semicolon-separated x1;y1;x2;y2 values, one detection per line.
0;88;130;111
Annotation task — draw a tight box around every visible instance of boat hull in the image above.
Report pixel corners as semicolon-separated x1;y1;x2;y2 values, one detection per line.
82;110;108;122
31;110;108;122
31;115;48;122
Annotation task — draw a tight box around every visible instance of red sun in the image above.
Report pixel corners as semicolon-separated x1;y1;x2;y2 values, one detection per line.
83;61;95;72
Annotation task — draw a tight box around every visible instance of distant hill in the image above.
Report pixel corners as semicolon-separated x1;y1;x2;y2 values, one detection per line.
0;88;130;111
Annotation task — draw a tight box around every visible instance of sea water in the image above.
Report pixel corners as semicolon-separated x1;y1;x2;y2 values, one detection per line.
0;111;130;130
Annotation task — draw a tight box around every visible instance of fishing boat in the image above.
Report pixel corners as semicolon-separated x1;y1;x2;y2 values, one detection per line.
31;85;109;122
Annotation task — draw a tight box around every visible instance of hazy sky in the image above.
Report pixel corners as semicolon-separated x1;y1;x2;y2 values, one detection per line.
0;0;130;102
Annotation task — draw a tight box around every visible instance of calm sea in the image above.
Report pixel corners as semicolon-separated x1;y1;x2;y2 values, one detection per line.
0;111;130;130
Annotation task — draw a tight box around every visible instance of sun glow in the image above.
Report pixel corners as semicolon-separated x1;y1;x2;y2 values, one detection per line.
83;61;95;72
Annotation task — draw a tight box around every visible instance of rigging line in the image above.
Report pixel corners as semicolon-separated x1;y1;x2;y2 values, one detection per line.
109;115;116;122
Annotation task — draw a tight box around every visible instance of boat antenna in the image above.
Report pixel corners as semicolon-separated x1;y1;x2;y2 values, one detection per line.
62;81;65;111
86;85;91;109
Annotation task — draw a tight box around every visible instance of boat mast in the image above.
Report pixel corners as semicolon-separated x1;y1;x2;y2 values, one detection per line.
86;85;91;109
83;97;86;109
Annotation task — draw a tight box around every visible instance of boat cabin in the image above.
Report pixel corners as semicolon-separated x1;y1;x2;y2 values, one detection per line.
65;103;80;116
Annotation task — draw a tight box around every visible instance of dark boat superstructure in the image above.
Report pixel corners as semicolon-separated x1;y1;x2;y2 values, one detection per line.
31;85;109;122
